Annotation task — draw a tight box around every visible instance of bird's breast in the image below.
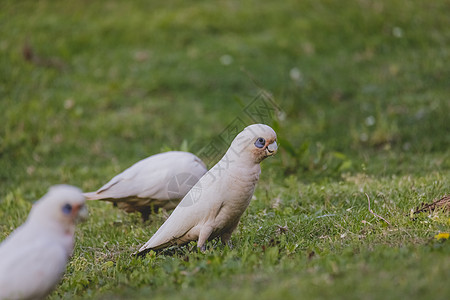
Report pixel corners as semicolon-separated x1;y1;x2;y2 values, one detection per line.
217;168;260;215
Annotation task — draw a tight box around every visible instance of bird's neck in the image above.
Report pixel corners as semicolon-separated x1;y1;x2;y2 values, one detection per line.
213;150;261;181
29;216;75;237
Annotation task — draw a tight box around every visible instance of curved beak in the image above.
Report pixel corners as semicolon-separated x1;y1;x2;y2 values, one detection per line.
74;204;88;222
266;141;278;155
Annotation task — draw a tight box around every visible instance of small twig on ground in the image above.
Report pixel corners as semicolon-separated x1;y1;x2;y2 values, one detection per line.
413;195;450;214
365;193;391;226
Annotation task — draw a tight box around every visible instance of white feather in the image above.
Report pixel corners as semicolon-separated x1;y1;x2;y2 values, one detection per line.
84;151;207;217
0;185;86;300
138;124;278;253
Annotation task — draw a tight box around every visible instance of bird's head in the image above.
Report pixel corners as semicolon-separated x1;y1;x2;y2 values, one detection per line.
29;185;87;229
229;124;278;164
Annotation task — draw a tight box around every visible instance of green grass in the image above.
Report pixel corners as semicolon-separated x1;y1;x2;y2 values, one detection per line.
0;0;449;299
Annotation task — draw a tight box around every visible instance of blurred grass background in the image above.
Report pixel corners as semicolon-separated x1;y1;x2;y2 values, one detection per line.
0;0;449;299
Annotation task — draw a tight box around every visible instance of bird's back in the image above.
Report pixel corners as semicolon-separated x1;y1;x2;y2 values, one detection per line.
86;151;207;202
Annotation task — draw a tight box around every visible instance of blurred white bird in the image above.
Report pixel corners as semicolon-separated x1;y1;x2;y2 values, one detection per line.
84;151;207;220
137;124;277;254
0;185;87;300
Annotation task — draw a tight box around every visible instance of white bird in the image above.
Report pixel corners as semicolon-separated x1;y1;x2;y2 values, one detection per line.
0;185;87;300
137;124;278;254
84;151;208;220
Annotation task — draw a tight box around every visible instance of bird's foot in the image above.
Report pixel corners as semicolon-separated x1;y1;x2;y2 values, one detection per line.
227;240;233;250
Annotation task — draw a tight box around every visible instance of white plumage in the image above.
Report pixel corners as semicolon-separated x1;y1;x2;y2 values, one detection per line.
138;124;278;254
84;151;207;220
0;185;87;300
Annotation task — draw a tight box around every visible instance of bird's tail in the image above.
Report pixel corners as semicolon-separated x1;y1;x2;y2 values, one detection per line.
83;192;101;200
134;240;173;256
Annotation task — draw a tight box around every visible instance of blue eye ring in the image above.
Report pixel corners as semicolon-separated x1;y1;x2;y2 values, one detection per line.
254;137;266;148
62;203;72;214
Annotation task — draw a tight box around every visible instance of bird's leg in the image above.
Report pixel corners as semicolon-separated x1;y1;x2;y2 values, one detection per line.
197;226;213;252
160;208;170;220
140;207;151;222
221;233;233;249
227;240;233;249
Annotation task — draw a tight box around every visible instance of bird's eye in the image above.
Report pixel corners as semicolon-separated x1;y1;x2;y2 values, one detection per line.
254;137;266;148
62;204;72;215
